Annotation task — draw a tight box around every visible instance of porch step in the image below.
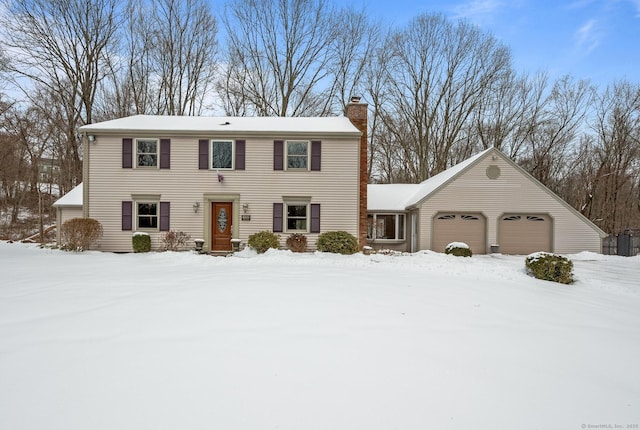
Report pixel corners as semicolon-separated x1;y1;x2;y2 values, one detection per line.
208;251;234;257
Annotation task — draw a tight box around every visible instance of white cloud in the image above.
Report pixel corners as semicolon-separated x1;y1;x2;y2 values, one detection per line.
574;19;602;54
627;0;640;16
452;0;505;22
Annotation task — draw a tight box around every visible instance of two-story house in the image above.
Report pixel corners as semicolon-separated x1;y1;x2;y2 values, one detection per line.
64;99;368;253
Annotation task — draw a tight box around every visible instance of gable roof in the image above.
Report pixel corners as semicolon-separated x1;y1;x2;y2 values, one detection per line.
79;115;361;137
367;148;492;211
368;147;606;238
53;183;83;207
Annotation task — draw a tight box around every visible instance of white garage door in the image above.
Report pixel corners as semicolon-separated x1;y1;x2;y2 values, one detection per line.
498;214;552;255
433;213;486;254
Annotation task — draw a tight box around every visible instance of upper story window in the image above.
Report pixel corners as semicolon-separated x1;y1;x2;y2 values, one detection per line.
212;140;234;169
136;139;158;167
199;139;245;171
367;213;406;240
286;141;309;170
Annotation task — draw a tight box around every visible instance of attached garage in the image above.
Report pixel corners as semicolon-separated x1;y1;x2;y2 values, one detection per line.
498;214;552;255
367;147;606;255
432;212;486;254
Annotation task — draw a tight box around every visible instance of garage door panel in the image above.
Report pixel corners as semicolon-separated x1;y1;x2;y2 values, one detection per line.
499;214;551;254
433;213;486;254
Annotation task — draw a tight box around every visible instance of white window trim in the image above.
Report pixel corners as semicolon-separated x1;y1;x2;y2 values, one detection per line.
135;138;159;169
135;200;159;231
211;139;235;170
368;213;406;241
282;196;311;233
285;140;310;171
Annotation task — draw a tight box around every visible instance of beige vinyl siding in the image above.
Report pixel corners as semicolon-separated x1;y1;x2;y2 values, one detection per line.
55;206;83;244
87;135;359;252
418;154;602;254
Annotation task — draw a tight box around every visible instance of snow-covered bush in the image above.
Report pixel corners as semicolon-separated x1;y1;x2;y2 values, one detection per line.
160;230;192;251
286;233;307;253
525;252;574;284
316;231;359;255
132;232;151;253
60;218;103;251
445;242;472;257
248;230;280;253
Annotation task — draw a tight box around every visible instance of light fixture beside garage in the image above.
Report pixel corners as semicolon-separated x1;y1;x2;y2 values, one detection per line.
486;165;501;179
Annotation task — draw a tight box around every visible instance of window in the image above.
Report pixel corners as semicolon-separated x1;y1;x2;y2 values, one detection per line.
212;140;233;169
287;204;307;231
137;202;158;229
367;214;406;240
136;139;158;167
286;141;309;169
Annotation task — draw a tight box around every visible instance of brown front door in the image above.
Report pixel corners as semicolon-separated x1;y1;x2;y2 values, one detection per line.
211;202;232;251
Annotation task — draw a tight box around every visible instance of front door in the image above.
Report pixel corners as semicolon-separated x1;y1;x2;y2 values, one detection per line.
211;202;232;251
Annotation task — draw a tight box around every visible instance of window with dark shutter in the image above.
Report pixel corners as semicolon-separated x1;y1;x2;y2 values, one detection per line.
122;138;133;168
160;139;170;169
122;201;133;230
273;203;283;232
311;141;321;171
235;140;245;170
198;139;209;169
310;204;320;233
160;202;170;231
274;140;284;170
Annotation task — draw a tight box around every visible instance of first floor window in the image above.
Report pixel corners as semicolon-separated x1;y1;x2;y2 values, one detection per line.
137;139;158;167
212;140;233;169
287;204;307;231
137;202;158;229
367;213;405;240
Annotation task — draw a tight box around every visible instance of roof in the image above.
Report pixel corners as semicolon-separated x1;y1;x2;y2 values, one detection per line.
367;184;420;211
368;148;492;211
405;148;492;208
367;147;606;238
79;115;361;136
53;183;83;207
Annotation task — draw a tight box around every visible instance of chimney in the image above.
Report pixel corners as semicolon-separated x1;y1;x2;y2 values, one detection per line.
346;96;368;249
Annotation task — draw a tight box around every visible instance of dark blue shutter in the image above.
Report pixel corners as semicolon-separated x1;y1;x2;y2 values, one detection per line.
160;139;170;169
198;139;209;169
274;140;284;170
310;204;320;233
273;203;283;232
311;141;321;171
122;138;133;168
160;202;170;231
122;201;132;230
235;140;245;170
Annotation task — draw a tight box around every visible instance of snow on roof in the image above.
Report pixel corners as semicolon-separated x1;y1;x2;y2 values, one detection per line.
53;183;83;207
79;115;361;135
368;148;493;211
367;184;420;211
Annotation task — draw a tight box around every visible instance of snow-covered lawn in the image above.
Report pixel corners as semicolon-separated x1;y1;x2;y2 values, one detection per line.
1;242;639;430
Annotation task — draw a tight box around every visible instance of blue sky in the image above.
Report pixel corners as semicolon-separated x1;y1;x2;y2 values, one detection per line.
363;0;640;89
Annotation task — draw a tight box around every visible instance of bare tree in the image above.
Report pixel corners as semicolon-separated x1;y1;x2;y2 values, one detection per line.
519;75;592;190
471;71;548;159
96;0;217;118
580;81;640;233
1;0;119;192
221;0;341;117
374;13;511;182
150;0;218;115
